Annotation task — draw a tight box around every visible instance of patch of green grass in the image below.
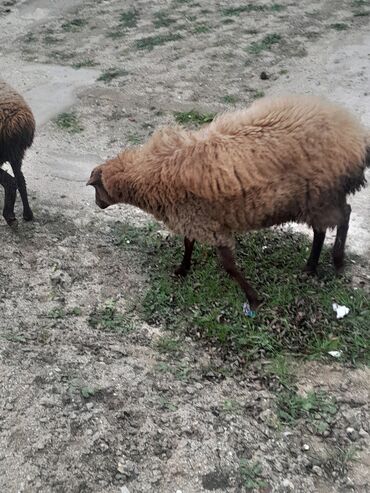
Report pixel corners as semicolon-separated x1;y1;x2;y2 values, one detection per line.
353;10;370;15
239;461;267;490
221;18;235;25
223;95;239;104
159;396;177;411
120;8;139;28
252;89;265;99
222;399;241;413
330;22;349;30
135;33;183;50
113;224;370;364
72;59;97;69
155;359;191;381
193;23;211;33
61;18;87;31
321;446;358;477
153;11;177;28
80;386;97;399
88;299;134;333
276;390;338;427
222;4;284;16
174;109;216;125
247;33;282;54
156;336;183;354
55;112;83;133
127;132;142;145
97;68;128;82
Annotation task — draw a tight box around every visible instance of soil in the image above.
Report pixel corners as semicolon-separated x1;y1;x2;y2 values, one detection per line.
0;1;369;492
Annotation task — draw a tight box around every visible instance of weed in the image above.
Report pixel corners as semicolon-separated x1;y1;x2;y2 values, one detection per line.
174;110;216;125
80;386;96;399
330;23;349;30
120;8;139;28
97;68;128;83
159;397;177;411
222;4;284;16
127;132;142;145
156;336;183;354
252;90;265;99
321;446;358;477
153;11;177;28
193;24;211;33
239;460;267;490
55;112;83;133
276;390;337;426
72;59;97;69
223;95;239;104
88;300;134;333
248;33;282;54
222;399;241;413
61;18;87;31
136;33;183;50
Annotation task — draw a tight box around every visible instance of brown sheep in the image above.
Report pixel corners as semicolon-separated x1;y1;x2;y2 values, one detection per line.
87;95;370;310
0;80;35;225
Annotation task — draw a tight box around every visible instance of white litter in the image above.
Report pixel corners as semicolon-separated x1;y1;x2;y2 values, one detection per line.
328;350;342;358
332;303;350;319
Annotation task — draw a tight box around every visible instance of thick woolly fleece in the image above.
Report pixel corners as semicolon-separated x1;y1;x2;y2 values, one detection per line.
97;95;370;248
0;81;35;164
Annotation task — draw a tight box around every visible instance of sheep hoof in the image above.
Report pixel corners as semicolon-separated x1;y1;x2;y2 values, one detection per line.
333;256;345;275
23;210;34;221
250;297;263;311
174;265;189;278
5;216;17;227
303;264;317;276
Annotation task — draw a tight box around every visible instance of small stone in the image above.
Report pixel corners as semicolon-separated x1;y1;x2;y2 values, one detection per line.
346;427;359;441
312;465;323;477
302;444;310;451
282;478;294;490
359;428;369;438
86;402;94;410
120;487;130;493
260;71;269;80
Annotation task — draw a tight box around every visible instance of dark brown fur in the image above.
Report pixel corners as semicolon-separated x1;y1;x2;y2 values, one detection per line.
0;80;35;225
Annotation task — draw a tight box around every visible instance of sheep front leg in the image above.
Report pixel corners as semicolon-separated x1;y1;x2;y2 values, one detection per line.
217;246;262;311
174;237;195;277
304;229;326;274
0;168;17;226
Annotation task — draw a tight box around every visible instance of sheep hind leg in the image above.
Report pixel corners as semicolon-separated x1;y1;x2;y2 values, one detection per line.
304;229;326;274
10;158;33;221
332;203;351;273
218;246;262;311
0;168;17;226
174;237;195;277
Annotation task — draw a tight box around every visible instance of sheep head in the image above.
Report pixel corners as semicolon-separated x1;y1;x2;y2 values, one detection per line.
87;165;115;209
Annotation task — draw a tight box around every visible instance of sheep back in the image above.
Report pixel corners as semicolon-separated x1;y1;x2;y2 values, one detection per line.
0;81;35;164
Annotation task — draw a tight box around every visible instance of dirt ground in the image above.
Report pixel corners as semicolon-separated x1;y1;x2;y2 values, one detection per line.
0;1;370;492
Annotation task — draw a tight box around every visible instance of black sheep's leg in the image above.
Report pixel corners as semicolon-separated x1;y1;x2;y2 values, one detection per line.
218;245;262;311
304;229;326;274
10;157;33;221
0;168;17;226
174;237;195;277
332;204;351;273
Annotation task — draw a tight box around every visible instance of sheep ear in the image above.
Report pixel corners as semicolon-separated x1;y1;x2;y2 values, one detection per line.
87;168;102;186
